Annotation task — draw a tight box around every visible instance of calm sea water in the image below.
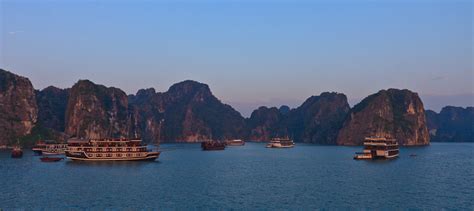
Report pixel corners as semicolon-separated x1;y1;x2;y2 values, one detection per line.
0;142;473;209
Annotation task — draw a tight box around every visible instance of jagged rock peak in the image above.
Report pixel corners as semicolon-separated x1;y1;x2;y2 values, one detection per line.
167;80;211;95
136;88;156;96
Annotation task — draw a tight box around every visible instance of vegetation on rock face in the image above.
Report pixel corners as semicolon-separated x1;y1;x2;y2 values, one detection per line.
285;92;350;144
246;92;350;144
36;86;69;132
130;80;247;142
18;124;66;147
426;106;473;142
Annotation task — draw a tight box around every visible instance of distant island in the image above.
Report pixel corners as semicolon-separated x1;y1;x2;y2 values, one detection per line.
0;69;472;146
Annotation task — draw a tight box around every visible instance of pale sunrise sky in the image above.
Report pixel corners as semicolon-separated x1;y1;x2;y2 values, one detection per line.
1;0;472;116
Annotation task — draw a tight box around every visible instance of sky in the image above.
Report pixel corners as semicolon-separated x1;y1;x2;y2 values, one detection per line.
1;0;472;117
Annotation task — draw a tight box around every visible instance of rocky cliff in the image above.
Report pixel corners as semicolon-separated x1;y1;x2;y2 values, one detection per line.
128;88;165;143
246;106;287;141
36;86;69;132
246;92;350;144
0;69;442;146
286;92;350;144
130;80;247;142
337;89;429;146
65;80;130;139
0;69;38;145
426;106;473;142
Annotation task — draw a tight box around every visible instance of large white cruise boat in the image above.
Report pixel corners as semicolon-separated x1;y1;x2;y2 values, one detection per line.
354;137;399;160
65;138;160;161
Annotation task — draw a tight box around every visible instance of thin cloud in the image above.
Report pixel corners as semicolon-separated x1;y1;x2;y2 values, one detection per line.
8;30;24;35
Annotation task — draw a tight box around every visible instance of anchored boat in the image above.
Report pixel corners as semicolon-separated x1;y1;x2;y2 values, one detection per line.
201;141;226;151
32;140;68;155
354;137;399;160
11;146;23;158
266;138;295;148
225;139;245;146
65;138;160;161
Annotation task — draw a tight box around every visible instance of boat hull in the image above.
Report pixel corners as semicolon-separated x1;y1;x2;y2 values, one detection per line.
354;154;399;160
202;146;226;151
40;157;64;162
65;151;160;161
42;151;65;155
266;143;294;148
32;148;43;155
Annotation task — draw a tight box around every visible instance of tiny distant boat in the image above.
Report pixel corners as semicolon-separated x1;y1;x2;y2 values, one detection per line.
225;139;245;146
11;146;23;158
266;138;295;148
354;137;399;160
201;141;226;151
409;154;417;157
40;157;64;162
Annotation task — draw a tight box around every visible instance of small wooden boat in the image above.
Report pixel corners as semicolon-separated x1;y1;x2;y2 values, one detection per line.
11;146;23;158
201;141;226;151
40;157;64;162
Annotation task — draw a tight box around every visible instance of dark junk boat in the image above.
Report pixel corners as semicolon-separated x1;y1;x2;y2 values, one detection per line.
11;146;23;158
266;137;295;148
65;138;160;161
201;141;226;151
354;137;399;160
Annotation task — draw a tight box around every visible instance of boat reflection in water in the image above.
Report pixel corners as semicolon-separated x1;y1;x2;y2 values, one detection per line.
65;138;160;161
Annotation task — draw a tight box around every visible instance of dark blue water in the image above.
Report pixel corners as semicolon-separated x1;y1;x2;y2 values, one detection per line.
1;143;473;209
